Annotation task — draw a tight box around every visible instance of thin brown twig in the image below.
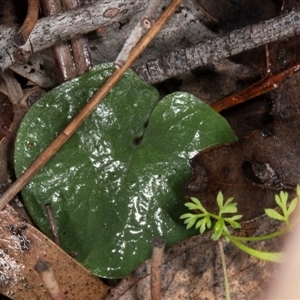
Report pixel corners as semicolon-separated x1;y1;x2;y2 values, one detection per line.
14;0;39;46
51;42;77;82
39;0;77;82
70;36;92;76
35;259;65;300
45;203;60;245
61;0;93;76
151;237;165;300
210;60;300;112
0;0;183;210
211;3;292;114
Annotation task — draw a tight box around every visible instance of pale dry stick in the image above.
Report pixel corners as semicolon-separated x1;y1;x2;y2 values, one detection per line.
39;0;77;82
45;203;60;245
151;237;166;300
115;0;161;68
133;9;300;84
14;0;39;46
61;0;93;76
35;259;65;300
0;0;183;210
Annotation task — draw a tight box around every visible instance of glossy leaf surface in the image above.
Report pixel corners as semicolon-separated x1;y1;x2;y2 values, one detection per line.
14;63;236;278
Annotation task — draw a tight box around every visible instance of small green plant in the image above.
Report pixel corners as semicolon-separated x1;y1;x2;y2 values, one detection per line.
180;185;300;300
181;192;243;241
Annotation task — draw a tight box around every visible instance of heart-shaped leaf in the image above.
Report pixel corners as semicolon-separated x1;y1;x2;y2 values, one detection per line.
14;63;237;278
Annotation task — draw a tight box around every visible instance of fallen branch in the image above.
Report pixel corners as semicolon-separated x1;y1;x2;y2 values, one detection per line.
0;0;149;72
0;0;183;210
133;9;300;84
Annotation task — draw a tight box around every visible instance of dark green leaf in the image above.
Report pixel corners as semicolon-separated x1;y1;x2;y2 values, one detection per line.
14;63;237;278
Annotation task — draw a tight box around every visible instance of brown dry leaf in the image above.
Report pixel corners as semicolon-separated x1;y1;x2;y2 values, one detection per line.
107;214;282;300
183;119;300;221
0;205;109;300
2;71;23;104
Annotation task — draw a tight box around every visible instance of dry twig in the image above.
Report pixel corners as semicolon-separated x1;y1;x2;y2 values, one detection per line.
209;9;300;113
151;237;166;300
115;0;161;68
211;59;300;112
133;9;300;84
45;203;60;245
0;0;183;210
39;0;77;82
61;0;92;76
14;0;39;46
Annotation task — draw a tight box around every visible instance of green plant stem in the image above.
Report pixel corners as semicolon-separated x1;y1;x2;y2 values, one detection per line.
223;232;283;262
218;239;231;300
231;229;287;242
